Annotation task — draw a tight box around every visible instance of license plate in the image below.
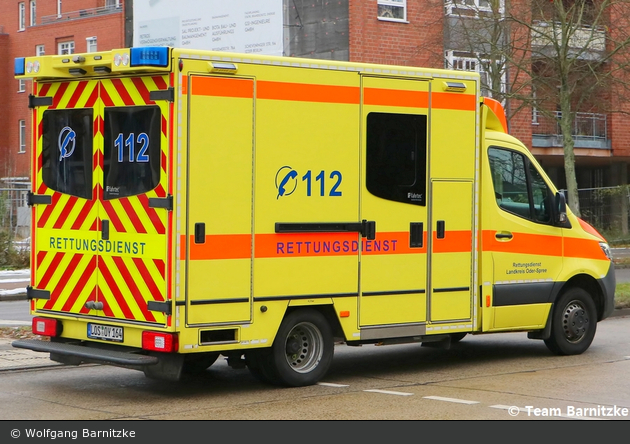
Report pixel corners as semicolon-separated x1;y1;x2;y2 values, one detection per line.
87;323;124;342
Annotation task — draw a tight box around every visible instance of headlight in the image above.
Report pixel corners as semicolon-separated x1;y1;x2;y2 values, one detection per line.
599;242;613;261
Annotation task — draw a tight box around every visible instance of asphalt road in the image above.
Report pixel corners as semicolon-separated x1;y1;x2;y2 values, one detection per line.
1;315;629;421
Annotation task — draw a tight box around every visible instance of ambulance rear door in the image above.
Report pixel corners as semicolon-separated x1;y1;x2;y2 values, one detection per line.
30;75;172;331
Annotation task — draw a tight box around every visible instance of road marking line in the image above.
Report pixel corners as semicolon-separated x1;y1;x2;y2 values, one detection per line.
423;396;479;405
317;382;349;387
364;389;413;396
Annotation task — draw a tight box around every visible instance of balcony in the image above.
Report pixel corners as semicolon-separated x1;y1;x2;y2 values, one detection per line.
39;4;123;26
531;22;606;61
532;111;610;149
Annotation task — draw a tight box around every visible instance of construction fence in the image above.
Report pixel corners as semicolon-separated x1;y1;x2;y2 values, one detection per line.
573;186;630;244
0;187;30;239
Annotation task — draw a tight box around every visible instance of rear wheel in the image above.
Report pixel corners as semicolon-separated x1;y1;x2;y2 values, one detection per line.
544;287;597;355
246;309;334;387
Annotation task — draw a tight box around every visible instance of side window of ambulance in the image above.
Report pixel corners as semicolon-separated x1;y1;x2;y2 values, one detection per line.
42;109;94;199
366;112;427;205
103;106;161;200
528;163;552;223
488;147;552;224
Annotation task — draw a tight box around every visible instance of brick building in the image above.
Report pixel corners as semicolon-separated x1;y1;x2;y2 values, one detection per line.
0;0;124;235
1;0;124;180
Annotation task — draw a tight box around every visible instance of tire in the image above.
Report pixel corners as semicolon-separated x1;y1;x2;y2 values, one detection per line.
245;349;281;385
544;287;597;356
450;333;467;343
247;309;334;387
182;352;220;374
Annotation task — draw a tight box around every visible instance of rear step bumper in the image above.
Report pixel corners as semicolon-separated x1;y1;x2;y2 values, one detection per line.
12;339;159;366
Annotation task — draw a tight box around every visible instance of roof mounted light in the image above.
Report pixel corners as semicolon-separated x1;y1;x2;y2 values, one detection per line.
130;46;169;68
93;66;112;74
114;53;129;67
209;62;238;74
443;81;467;93
69;68;87;76
14;57;25;76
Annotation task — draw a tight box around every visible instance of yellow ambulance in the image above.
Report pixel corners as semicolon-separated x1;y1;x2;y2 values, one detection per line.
13;46;615;386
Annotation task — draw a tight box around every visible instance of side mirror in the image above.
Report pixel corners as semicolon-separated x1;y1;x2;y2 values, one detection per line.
554;192;571;228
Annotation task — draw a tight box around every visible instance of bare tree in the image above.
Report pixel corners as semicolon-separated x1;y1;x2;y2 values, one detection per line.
445;0;630;217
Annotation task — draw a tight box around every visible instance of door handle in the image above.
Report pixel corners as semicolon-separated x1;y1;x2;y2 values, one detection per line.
495;231;513;240
194;223;206;244
436;220;445;239
410;222;423;248
101;220;109;240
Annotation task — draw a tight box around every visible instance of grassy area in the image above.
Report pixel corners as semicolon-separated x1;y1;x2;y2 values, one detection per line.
615;283;630;309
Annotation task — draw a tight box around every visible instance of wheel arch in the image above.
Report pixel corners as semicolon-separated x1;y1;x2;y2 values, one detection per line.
560;273;605;321
284;304;345;342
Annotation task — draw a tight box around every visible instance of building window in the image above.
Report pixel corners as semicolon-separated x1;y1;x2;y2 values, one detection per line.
18;79;26;93
106;0;121;9
86;37;97;53
377;0;407;22
445;50;506;98
532;87;539;124
30;0;36;26
18;2;26;31
19;120;26;154
36;44;45;56
58;41;74;55
445;0;504;17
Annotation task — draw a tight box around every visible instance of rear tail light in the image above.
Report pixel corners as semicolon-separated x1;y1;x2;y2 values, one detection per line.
142;331;178;353
32;317;61;337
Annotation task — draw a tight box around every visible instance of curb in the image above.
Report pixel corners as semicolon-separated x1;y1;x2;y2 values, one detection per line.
0;292;27;302
609;307;630;318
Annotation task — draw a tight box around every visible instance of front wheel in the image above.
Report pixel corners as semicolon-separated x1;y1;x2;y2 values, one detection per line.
247;309;334;387
544;287;597;355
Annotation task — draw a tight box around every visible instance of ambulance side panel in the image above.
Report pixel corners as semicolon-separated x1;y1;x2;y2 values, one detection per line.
180;59;361;346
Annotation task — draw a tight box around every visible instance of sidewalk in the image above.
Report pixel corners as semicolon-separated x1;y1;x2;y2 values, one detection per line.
0;338;61;371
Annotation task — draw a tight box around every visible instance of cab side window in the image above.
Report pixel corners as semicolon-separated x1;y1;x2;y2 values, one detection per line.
366;112;427;205
488;147;552;224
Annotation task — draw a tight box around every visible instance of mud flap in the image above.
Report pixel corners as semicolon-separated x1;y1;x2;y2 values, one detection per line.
142;353;185;381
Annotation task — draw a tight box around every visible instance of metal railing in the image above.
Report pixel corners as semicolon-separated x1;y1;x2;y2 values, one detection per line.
0;188;30;239
40;4;123;25
532;111;608;146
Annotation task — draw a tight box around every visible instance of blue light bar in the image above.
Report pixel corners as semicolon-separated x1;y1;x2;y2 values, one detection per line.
130;47;169;68
14;57;25;76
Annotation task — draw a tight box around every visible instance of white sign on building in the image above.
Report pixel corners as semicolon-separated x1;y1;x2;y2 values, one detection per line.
133;0;283;56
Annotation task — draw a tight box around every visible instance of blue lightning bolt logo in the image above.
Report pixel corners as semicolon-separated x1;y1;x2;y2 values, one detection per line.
58;126;76;161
